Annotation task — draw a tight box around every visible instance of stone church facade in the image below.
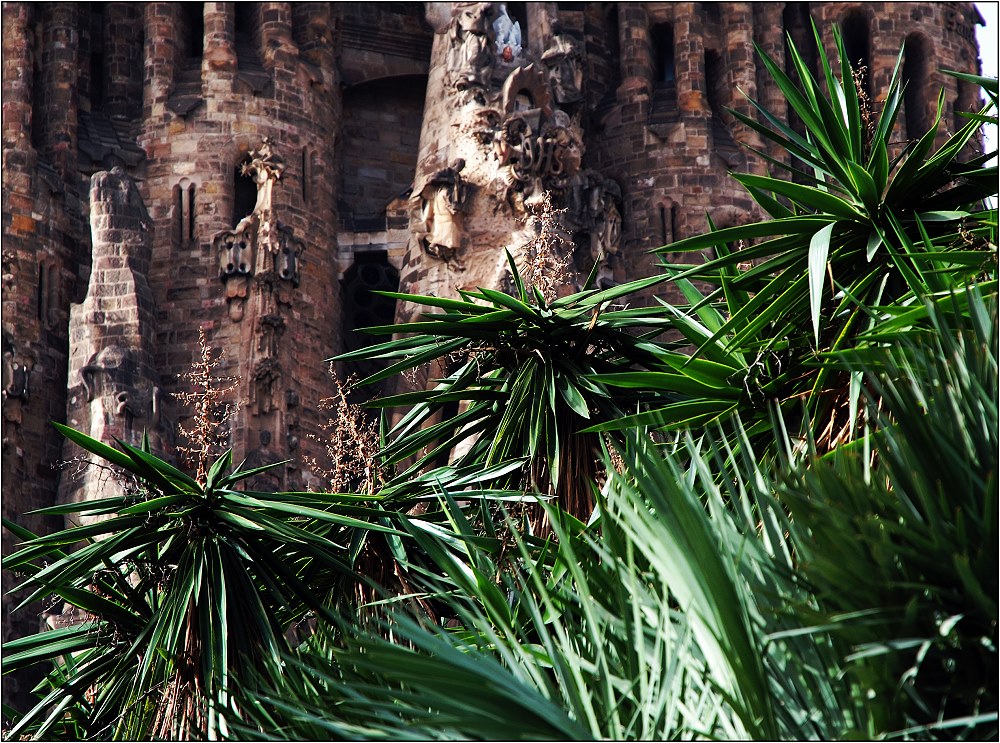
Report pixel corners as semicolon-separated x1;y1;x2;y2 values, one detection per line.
0;0;986;701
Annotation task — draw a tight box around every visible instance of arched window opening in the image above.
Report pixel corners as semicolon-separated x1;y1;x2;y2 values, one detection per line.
181;3;204;62
301;147;310;205
175;182;198;245
841;10;871;102
782;3;819;78
187;184;197;243
651;22;676;84
783;3;821;182
659;204;668;245
340;252;400;401
903;34;932;140
233;158;257;228
704;49;724;116
649;22;677;121
89;4;106;108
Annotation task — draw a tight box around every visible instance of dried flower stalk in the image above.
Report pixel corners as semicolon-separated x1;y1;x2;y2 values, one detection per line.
174;326;242;483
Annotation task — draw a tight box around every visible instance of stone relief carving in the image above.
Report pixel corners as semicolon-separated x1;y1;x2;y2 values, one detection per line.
447;3;495;94
244;429;283;492
2;337;33;432
418;159;469;265
78;344;160;436
214;139;303;322
541;26;584;106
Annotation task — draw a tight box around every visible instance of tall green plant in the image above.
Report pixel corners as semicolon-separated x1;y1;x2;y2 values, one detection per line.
335;257;674;519
236;286;997;741
590;26;997;450
2;427;406;740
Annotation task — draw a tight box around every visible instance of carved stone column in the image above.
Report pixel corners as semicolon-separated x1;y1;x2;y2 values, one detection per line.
37;3;80;180
2;3;34;153
724;2;765;174
143;3;181;120
202;2;237;81
103;2;144;120
60;168;162;522
753;3;788;169
674;3;708;116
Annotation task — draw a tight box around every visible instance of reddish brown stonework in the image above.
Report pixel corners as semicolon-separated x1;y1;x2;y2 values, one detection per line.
0;0;987;713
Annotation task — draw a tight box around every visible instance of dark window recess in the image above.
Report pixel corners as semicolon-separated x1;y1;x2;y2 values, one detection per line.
782;3;820;183
89;4;106;108
903;34;932;140
841;11;872;102
341;252;400;402
187;185;196;242
506;2;528;48
649;23;677;124
181;3;204;61
651;23;675;83
233;159;257;228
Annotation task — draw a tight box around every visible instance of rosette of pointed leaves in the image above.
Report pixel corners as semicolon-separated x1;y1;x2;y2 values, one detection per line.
591;25;997;448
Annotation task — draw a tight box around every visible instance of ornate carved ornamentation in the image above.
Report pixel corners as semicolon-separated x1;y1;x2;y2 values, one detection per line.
214;139;304;322
446;3;495;94
418;159;469;266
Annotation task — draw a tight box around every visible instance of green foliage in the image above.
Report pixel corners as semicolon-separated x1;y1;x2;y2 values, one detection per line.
3;23;997;743
612;26;998;448
235;285;998;741
335;258;675;516
1;429;406;740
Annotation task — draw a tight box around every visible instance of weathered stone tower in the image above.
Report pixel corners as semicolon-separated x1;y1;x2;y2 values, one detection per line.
1;0;987;710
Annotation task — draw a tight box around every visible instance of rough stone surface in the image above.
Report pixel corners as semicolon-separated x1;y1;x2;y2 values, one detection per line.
0;0;986;714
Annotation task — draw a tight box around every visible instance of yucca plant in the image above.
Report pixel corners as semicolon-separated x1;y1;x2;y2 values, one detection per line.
591;25;997;451
233;285;996;741
335;254;675;521
2;425;411;740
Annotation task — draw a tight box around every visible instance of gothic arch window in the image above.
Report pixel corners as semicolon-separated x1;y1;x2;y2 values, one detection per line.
340;252;400;400
180;3;204;62
233;157;256;228
840;9;872;102
174;180;197;245
903;33;933;140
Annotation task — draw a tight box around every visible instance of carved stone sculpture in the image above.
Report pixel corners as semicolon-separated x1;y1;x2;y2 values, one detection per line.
492;3;522;63
541;27;584;105
419;159;468;264
447;3;494;93
215;139;303;321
